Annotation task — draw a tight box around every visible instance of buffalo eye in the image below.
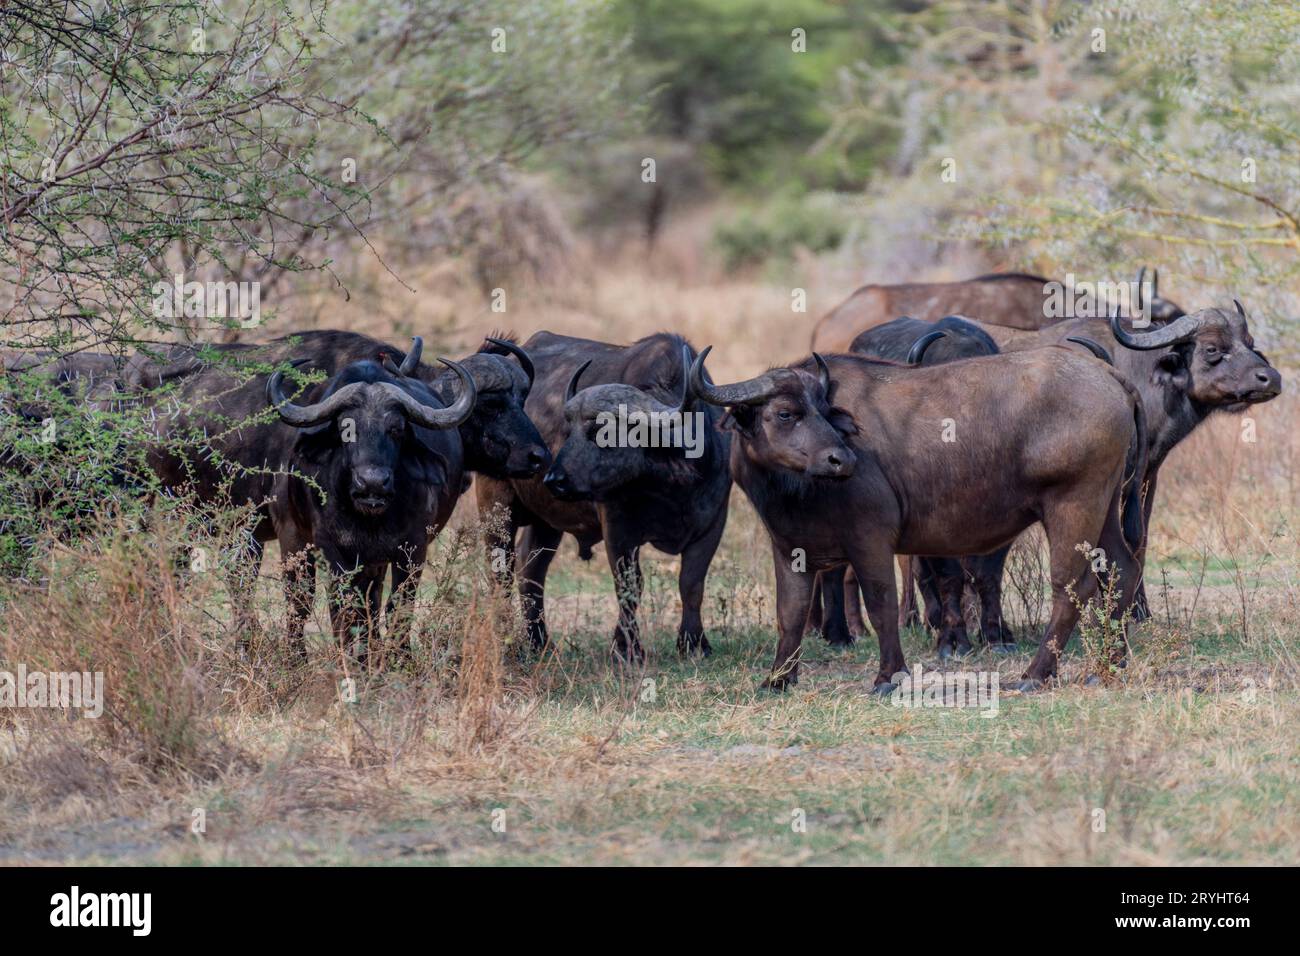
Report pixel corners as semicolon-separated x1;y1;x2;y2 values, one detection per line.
776;409;797;423
1203;344;1224;364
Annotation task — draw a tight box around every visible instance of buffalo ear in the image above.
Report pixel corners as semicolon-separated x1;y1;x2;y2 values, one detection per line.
827;406;859;437
719;405;757;435
294;423;338;466
403;427;451;488
1153;350;1190;390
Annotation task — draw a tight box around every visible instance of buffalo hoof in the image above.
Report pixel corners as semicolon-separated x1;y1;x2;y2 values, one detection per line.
1083;674;1103;687
989;642;1019;656
526;622;550;652
676;632;713;658
869;681;899;697
611;640;645;667
762;672;797;692
937;631;974;660
1007;677;1046;693
981;623;1017;647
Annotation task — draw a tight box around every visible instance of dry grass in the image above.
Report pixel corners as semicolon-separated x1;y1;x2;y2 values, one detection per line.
1;216;1296;865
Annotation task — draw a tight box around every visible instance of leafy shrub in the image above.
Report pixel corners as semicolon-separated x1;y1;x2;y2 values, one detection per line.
713;192;852;271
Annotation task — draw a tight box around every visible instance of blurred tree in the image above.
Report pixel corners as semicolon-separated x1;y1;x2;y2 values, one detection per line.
0;0;624;574
819;0;1300;346
610;0;915;190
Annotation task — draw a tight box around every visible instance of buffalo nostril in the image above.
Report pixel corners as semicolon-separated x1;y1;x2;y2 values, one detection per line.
353;469;392;495
1256;371;1273;385
827;453;842;467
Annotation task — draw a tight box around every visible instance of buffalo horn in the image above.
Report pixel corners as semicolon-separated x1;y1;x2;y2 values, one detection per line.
565;360;592;402
907;330;946;365
689;346;786;407
379;358;476;429
485;337;535;391
267;373;367;428
1110;307;1205;351
812;352;832;396
1066;336;1114;366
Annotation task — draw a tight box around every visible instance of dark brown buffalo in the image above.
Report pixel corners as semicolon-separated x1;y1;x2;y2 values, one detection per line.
692;347;1147;690
1001;301;1282;617
810;268;1185;353
475;332;731;662
262;353;475;658
115;337;475;658
833;319;1115;651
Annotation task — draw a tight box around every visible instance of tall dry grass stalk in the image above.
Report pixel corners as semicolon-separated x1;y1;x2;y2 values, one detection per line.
456;592;508;754
1;513;242;781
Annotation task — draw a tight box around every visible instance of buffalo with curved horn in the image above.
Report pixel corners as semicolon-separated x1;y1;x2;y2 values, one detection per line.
261;352;476;661
476;332;732;662
953;299;1284;626
695;343;1148;693
96;334;484;663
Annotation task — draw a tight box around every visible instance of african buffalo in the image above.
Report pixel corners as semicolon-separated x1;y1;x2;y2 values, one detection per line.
810;267;1185;353
832;319;1118;652
1004;301;1283;617
475;332;731;662
691;346;1147;690
263;352;475;659
114;337;474;658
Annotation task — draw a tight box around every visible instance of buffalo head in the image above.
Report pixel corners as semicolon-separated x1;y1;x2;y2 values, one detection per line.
268;342;476;516
384;335;548;480
542;345;703;502
454;337;549;478
690;348;856;479
1111;300;1282;412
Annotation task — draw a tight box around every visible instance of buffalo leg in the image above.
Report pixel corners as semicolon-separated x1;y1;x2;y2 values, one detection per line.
766;544;816;689
1131;471;1158;621
848;547;907;690
970;547;1016;648
327;563;387;666
926;557;973;659
1023;496;1110;684
282;548;316;665
914;558;944;630
676;507;726;657
387;552;425;659
518;523;562;651
482;499;519;602
806;571;824;632
280;524;314;664
897;556;921;628
842;566;868;637
604;535;645;664
1096;497;1142;670
227;534;264;655
817;566;855;646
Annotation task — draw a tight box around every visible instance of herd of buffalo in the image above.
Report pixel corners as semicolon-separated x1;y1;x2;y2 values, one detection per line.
1;268;1283;692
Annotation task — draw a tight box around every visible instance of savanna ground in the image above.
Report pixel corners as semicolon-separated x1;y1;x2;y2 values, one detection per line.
2;219;1296;866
